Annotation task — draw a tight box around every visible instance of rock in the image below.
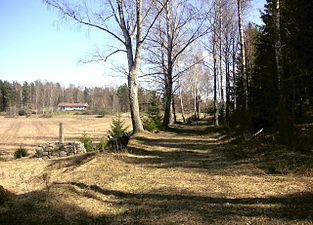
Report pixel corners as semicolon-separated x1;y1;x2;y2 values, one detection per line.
59;151;67;157
51;151;59;157
36;141;87;158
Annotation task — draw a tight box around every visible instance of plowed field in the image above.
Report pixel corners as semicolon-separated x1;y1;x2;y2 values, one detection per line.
0;114;131;159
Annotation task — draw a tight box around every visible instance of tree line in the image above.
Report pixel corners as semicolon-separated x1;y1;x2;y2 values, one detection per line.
0;80;120;115
36;0;312;141
0;80;205;117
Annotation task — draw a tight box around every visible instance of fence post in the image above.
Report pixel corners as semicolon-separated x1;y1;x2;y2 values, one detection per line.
59;123;64;143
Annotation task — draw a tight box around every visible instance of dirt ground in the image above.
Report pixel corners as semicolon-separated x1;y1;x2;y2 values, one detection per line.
0;114;131;159
0;124;313;224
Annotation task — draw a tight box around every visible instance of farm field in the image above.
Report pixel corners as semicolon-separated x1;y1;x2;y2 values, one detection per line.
0;114;131;159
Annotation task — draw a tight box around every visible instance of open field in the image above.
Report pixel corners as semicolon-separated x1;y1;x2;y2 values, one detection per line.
0;124;312;224
0;114;131;159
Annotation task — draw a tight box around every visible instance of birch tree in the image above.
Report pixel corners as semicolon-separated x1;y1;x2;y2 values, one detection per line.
145;0;209;127
237;0;248;112
43;0;164;133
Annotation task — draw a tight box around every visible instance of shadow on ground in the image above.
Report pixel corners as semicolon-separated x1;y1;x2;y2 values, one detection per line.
1;183;312;225
47;152;97;172
119;125;256;174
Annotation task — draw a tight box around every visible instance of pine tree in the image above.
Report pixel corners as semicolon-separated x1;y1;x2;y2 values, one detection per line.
109;115;128;138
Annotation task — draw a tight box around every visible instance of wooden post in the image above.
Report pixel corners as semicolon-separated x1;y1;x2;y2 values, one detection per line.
59;123;64;144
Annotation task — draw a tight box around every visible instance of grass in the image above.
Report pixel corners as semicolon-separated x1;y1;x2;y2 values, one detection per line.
0;123;312;224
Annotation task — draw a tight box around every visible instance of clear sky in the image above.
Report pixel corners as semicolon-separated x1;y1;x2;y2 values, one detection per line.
0;0;266;88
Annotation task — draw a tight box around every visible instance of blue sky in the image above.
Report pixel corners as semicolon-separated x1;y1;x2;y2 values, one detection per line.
0;0;266;88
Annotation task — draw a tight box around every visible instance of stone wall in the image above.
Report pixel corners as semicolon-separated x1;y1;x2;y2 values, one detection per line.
35;142;86;159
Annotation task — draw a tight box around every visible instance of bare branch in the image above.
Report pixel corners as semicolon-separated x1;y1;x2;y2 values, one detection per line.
43;0;126;45
79;49;126;64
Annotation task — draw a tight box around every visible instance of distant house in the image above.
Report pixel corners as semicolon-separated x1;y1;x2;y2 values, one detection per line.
57;102;89;111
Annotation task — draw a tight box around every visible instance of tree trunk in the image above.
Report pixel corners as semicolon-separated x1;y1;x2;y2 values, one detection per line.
213;28;219;126
274;0;292;143
172;92;177;123
232;37;237;110
178;79;186;123
128;69;144;133
225;54;230;126
219;0;224;123
196;94;201;119
122;0;144;133
162;1;173;128
163;73;173;127
237;0;248;112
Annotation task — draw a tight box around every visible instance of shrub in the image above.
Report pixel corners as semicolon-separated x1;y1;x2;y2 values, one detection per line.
108;115;130;151
109;115;128;138
97;136;107;152
18;110;27;116
80;132;94;152
142;96;163;132
143;117;157;132
14;147;28;159
142;116;162;132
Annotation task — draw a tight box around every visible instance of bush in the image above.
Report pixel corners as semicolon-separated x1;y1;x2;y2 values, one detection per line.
109;115;128;138
108;115;130;151
142;112;163;132
14;147;28;159
97;136;107;152
80;132;94;152
144;114;163;132
18;110;27;116
143;118;157;132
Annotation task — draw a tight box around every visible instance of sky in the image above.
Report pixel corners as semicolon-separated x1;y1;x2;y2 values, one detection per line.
0;0;266;88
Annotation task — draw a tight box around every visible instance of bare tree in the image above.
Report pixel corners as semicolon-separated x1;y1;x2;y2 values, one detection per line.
237;0;248;112
43;0;164;133
144;0;210;127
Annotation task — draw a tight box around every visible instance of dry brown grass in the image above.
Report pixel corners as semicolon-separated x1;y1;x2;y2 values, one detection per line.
0;114;131;159
0;123;313;224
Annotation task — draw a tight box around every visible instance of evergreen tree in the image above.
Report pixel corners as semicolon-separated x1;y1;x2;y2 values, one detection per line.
22;82;30;109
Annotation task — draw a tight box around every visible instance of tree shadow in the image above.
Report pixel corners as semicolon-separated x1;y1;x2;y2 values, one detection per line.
163;124;231;137
47;152;97;172
123;132;257;175
1;182;312;225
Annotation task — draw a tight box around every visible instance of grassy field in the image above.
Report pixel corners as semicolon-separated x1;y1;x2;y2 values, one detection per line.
0;114;131;159
0;123;312;224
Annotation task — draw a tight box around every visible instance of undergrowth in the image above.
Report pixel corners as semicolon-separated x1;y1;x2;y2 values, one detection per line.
80;132;95;152
14;147;28;159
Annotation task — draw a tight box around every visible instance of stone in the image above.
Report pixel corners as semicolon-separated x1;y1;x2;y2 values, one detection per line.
36;141;86;158
59;151;67;157
51;151;59;157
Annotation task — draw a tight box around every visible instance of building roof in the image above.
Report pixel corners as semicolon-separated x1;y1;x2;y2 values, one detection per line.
57;102;88;107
